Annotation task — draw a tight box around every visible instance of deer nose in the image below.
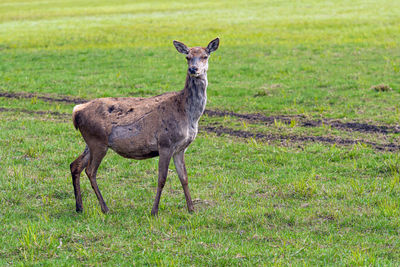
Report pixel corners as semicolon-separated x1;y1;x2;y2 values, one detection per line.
189;67;198;74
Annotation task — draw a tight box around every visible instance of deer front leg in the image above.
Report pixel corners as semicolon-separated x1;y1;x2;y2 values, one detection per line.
70;146;90;212
173;151;194;213
151;149;172;216
85;144;109;214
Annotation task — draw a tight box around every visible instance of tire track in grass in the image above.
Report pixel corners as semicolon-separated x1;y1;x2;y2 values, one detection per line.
203;125;400;152
204;110;400;134
0;107;69;117
1;91;400;134
0;106;399;152
0;92;86;104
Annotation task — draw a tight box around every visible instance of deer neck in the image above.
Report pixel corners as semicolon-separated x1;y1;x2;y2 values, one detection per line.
183;73;208;129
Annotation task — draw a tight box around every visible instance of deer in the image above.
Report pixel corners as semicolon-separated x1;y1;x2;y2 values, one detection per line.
70;38;219;216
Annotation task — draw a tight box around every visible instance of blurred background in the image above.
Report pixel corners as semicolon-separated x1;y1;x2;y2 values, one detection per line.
1;0;399;121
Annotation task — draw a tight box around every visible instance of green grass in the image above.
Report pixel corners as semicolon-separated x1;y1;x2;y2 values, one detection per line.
1;0;400;265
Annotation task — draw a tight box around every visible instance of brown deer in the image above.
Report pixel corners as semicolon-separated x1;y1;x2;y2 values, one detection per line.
70;38;219;215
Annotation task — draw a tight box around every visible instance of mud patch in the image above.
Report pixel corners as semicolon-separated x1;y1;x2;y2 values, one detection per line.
205;110;400;134
202;125;400;152
204;109;302;124
371;84;392;92
0;107;69;117
301;120;400;134
0;92;86;104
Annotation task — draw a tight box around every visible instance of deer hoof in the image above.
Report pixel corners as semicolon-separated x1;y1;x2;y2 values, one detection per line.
151;208;158;216
101;206;109;214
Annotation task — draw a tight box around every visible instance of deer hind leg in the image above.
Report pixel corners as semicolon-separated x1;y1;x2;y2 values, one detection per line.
85;143;109;213
151;149;173;216
173;151;194;213
70;146;90;212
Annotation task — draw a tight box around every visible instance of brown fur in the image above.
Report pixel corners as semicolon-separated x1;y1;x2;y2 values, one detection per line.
70;38;219;215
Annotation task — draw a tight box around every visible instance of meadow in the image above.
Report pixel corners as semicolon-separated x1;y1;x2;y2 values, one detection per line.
1;0;400;265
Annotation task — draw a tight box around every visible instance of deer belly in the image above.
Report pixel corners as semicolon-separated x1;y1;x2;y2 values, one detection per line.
108;123;158;159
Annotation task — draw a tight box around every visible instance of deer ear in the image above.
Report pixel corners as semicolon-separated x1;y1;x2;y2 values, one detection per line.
173;40;189;54
206;37;219;54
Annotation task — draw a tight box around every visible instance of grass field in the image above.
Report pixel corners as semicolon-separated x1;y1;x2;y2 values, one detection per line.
1;0;400;265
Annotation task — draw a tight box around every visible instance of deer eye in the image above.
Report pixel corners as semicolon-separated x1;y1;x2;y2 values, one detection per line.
202;56;208;60
186;56;191;60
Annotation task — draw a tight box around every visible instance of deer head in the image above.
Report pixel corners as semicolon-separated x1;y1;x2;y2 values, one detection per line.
173;38;219;77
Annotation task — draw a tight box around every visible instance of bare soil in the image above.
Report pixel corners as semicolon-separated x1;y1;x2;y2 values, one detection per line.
0;92;86;104
202;125;400;152
205;110;400;134
0;107;69;117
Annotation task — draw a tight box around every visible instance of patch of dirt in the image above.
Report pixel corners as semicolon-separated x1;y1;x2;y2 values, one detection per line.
202;125;400;152
0;107;69;117
205;110;400;134
0;92;86;104
370;84;392;92
302;120;400;134
204;109;303;124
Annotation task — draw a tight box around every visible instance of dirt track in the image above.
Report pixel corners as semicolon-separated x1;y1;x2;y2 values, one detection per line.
1;91;399;151
0;92;87;104
204;110;400;134
203;125;400;152
0;107;69;117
